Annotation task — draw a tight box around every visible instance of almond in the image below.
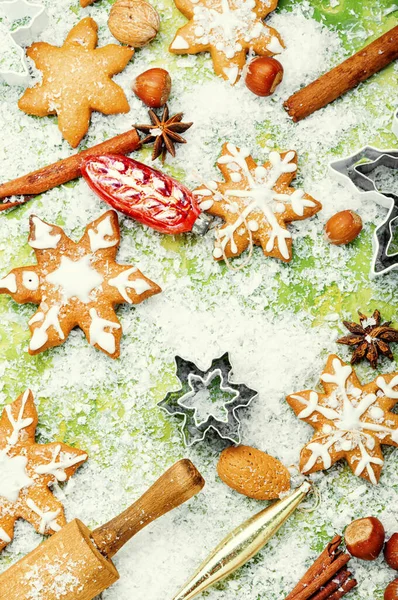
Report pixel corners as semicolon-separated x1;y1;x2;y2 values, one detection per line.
324;210;362;246
217;445;290;500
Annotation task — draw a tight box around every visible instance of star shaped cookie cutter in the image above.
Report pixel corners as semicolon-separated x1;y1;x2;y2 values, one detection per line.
330;146;398;276
158;353;258;446
0;0;48;86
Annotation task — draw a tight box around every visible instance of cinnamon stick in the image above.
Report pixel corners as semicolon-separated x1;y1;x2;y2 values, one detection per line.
0;128;141;211
285;536;343;600
286;554;351;600
327;578;357;600
284;25;398;122
309;569;351;600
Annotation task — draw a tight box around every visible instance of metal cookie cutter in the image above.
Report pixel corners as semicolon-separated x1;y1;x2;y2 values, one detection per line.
393;107;398;139
158;353;258;447
330;146;398;276
0;0;48;86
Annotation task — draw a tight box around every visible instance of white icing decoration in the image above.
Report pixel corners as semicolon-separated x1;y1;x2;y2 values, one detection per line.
26;498;62;534
29;217;61;250
108;268;151;303
199;199;214;211
5;390;34;446
35;445;87;481
376;374;398;399
0;528;11;543
189;0;270;60
46;255;103;303
22;271;39;291
0;454;33;502
266;36;284;53
223;65;239;84
0;273;17;293
30;305;64;351
209;145;308;259
89;308;121;354
171;35;190;50
88;215;118;253
292;357;398;482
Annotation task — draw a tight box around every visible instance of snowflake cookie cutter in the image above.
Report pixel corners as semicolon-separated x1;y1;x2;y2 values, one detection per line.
158;353;258;447
0;0;48;86
329;146;398;277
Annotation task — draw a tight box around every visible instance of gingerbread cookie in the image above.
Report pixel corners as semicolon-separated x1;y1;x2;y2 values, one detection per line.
193;143;322;263
169;0;284;84
287;354;398;484
0;390;87;550
0;210;161;358
18;18;133;147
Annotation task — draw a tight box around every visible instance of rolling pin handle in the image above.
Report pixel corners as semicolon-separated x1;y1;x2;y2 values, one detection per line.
91;459;205;559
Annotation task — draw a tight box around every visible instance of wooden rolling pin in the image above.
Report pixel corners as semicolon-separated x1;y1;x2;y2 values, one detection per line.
0;459;204;600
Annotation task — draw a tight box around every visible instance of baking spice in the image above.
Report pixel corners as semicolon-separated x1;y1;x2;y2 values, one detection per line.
337;310;398;369
284;25;398;122
134;105;193;162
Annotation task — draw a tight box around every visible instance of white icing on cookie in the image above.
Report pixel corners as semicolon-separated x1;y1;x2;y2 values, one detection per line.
0;528;11;543
35;445;87;481
26;498;61;534
89;308;121;354
292;358;398;484
266;35;283;53
22;271;39;291
171;35;190;50
6;390;34;446
109;268;151;302
223;65;239;85
0;454;33;502
30;305;64;351
29;217;61;250
88;215;118;253
0;273;17;293
46;255;103;303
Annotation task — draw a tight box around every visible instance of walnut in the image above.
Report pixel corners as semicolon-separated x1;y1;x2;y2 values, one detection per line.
108;0;160;48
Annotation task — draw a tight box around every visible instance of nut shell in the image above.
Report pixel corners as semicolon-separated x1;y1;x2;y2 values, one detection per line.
324;210;362;246
217;445;290;500
345;516;385;561
385;534;398;570
385;579;398;600
133;68;171;108
245;57;284;97
108;0;160;47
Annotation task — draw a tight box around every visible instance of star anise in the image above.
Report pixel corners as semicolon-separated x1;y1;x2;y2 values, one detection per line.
134;105;193;162
337;309;398;369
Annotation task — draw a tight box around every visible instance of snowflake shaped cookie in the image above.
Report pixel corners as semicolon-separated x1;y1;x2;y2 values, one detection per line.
193;143;322;263
18;17;133;147
169;0;284;84
0;390;87;551
287;355;398;485
158;353;258;446
0;210;161;358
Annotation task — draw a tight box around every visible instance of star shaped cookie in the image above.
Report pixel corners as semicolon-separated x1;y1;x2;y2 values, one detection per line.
169;0;284;84
0;390;87;551
0;210;161;358
287;355;398;485
18;17;133;147
193;143;322;263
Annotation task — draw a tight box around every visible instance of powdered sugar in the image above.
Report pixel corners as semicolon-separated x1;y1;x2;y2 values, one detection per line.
0;1;397;599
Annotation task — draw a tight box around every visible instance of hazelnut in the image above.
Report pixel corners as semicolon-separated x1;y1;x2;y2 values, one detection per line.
245;57;284;97
385;579;398;600
345;517;385;561
324;210;362;245
108;0;160;47
385;534;398;570
133;68;171;108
